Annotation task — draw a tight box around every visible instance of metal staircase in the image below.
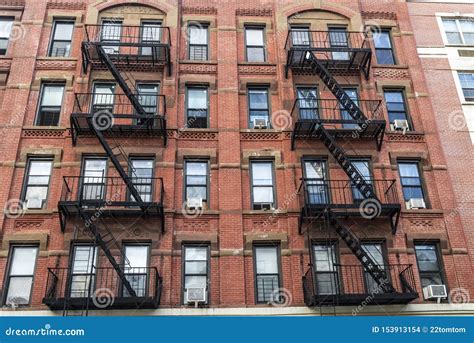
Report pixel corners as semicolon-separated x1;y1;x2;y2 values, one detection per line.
296;50;395;295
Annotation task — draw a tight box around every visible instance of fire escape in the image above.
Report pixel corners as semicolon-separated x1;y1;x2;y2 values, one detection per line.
44;24;169;313
285;30;418;306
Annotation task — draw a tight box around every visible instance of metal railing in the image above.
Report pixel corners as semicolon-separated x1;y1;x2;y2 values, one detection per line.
85;24;171;47
285;30;369;51
60;176;164;207
298;178;399;208
302;264;417;305
45;267;162;308
291;97;383;124
73;92;166;119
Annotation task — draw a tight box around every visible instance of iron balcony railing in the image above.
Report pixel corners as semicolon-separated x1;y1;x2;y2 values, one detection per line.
302;264;418;306
59;176;164;208
285;30;369;52
298;178;399;208
291;97;384;125
84;24;171;48
43;267;162;310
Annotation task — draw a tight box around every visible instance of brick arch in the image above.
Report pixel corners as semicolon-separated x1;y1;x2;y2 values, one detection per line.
282;2;357;21
94;0;172;15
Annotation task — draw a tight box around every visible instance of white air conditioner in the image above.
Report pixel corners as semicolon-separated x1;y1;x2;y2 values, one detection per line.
391;119;409;133
253;118;268;129
185;287;207;304
260;203;274;211
423;284;447;300
187;197;203;210
407;198;426;209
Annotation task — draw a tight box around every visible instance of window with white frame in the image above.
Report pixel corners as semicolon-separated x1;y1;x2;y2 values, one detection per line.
458;72;474;102
442;18;474;45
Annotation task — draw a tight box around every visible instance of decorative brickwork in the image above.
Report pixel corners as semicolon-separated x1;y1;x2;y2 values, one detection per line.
46;0;86;10
235;8;272;17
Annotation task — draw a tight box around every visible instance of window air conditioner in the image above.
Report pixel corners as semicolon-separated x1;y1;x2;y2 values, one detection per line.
407;198;426;209
392;119;409;133
423;284;447;300
187;197;203;210
253;118;268;129
185;287;207;304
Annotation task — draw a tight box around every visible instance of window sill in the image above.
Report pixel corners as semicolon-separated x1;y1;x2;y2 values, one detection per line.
180;59;217;64
23;125;67;130
238;61;276;66
400;209;443;216
36;56;78;61
373;64;408;69
19;209;55;215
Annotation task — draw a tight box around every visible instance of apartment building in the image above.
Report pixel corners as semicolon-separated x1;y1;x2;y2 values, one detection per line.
407;0;474;272
0;0;472;316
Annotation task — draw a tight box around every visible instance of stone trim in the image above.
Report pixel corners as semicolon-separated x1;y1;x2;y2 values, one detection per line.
244;232;288;251
176;148;217;165
2;232;49;251
242;149;282;167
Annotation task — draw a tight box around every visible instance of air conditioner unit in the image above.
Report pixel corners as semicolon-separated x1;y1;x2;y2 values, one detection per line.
259;203;274;211
185;287;207;304
253;118;268;129
392;119;409;133
187;197;203;210
407;198;426;209
423;284;447;300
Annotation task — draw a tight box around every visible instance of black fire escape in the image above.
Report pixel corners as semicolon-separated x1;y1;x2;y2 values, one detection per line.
44;24;170;313
285;30;417;306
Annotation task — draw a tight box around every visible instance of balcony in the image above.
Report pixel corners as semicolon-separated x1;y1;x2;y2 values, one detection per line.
70;93;167;145
303;264;418;307
298;179;401;233
285;30;372;78
81;24;171;72
58;176;164;232
290;98;386;150
43;267;162;310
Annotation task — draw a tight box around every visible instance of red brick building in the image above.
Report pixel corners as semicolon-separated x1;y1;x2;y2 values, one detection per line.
0;0;472;316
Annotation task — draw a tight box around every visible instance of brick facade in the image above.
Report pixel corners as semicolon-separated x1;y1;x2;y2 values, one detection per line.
0;0;472;315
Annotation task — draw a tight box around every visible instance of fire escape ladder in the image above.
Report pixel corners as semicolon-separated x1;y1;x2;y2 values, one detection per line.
304;51;367;122
316;125;377;200
78;209;138;298
86;120;147;211
95;45;147;116
328;215;395;293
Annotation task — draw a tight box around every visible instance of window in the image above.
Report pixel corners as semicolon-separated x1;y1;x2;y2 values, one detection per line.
383;90;410;127
442;18;474;45
303;159;329;205
48;20;74;57
248;87;270;128
340;88;359;129
4;246;38;306
188;23;208;61
101;19;122;54
183;245;209;303
140;21;161;56
245;27;265;62
70;245;97;298
254;245;281;303
22;158;53;209
415;243;444;288
136;83;159;123
0;17;13;55
81;158;107;202
458;72;474;102
123;245;149;297
184;160;208;205
35;83;65;126
373;30;395;65
186;86;208;128
348;159;372;202
398;161;426;206
312;243;339;295
361;243;385;294
92;83;115;114
328;27;349;60
130;159;154;202
290;26;311;47
296;87;318;120
250;161;275;210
